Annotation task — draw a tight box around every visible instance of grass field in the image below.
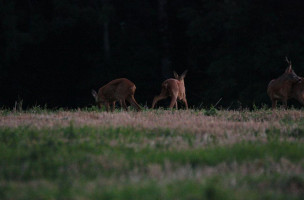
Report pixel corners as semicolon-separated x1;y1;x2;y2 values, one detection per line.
1;107;304;199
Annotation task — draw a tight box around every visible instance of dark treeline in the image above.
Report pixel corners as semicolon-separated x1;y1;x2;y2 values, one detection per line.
1;0;304;109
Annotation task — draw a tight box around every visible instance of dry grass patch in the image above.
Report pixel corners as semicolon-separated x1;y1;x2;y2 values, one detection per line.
1;109;304;199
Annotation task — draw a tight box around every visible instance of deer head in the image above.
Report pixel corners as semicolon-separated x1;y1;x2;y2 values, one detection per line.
284;57;301;84
173;70;188;81
91;89;99;103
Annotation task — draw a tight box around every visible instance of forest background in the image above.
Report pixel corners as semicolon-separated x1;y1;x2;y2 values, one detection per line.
1;0;304;109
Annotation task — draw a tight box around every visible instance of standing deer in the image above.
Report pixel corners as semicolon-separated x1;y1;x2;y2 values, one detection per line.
290;77;304;105
91;78;141;112
267;57;301;109
152;70;188;109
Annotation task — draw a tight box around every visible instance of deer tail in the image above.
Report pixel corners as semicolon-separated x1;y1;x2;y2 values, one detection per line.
91;89;98;102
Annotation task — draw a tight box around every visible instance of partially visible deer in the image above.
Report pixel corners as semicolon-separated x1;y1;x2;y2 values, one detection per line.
267;57;301;109
152;70;188;109
91;78;141;112
290;77;304;105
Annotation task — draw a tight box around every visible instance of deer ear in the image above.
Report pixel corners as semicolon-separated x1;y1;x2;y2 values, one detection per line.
180;70;188;79
285;57;292;73
285;66;292;73
173;71;179;79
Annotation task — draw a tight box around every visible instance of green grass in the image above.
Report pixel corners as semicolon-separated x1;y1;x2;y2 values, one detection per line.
1;110;304;199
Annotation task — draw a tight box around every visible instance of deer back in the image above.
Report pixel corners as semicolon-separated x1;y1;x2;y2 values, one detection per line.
163;70;187;99
99;78;136;102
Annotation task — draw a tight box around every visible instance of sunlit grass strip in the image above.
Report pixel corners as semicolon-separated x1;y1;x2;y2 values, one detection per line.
0;126;304;181
134;141;304;165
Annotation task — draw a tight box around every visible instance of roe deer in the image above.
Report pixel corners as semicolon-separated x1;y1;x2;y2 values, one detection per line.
290;77;304;105
152;70;188;109
267;57;301;109
91;78;141;112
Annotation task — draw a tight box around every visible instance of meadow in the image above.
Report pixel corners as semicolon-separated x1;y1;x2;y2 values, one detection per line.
0;107;304;199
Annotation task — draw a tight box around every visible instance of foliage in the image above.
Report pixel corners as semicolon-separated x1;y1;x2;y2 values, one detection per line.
204;105;218;116
1;1;304;108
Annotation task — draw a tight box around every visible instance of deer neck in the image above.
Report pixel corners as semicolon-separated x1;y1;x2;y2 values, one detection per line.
178;79;184;85
178;80;186;95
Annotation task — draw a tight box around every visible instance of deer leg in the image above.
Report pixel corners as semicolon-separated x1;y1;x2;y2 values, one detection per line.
127;96;141;111
105;102;110;112
120;99;128;111
271;99;277;110
282;98;288;109
175;101;178;109
152;94;167;109
123;100;128;111
110;101;115;112
152;88;168;109
169;95;178;109
182;98;189;110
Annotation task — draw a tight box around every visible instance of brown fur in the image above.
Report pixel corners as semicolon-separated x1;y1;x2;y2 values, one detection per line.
91;78;141;112
152;70;188;109
267;58;301;109
290;77;304;105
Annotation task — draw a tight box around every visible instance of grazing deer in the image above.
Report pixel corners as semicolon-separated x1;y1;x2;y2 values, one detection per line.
267;57;301;109
91;78;141;112
152;70;188;109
